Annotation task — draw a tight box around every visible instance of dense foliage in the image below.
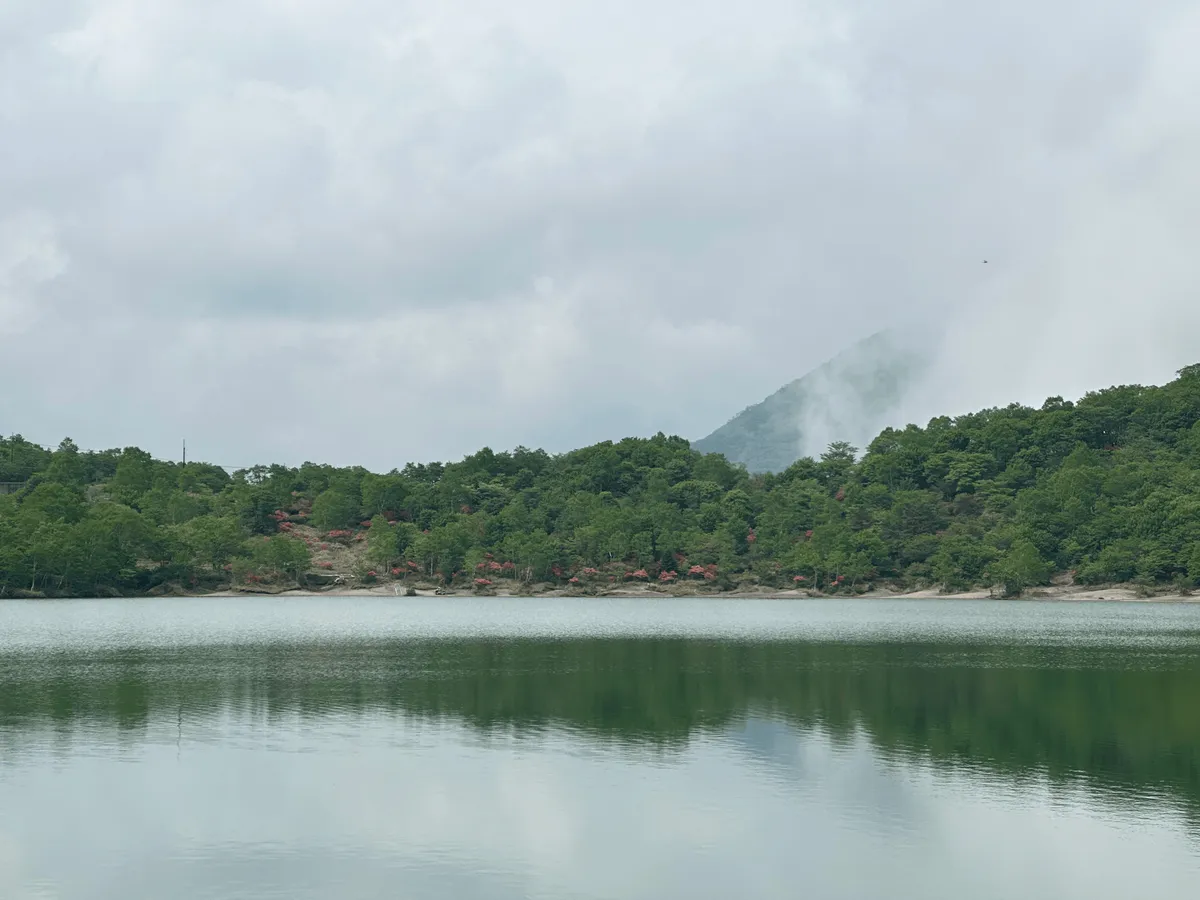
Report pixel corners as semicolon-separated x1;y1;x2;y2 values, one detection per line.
3;365;1200;597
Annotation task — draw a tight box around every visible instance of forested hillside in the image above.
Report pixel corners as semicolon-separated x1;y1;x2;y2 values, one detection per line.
3;365;1200;599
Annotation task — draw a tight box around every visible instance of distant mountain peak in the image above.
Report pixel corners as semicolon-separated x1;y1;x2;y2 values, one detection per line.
692;328;930;472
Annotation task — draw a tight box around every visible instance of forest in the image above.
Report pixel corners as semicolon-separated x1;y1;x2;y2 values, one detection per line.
2;364;1200;599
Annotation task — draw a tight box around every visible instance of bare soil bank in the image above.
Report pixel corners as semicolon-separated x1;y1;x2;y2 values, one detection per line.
198;583;1200;602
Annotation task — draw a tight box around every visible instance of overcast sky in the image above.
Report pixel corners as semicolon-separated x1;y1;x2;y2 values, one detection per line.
3;0;1199;470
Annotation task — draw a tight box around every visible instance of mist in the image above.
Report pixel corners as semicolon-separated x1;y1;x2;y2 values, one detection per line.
798;1;1200;458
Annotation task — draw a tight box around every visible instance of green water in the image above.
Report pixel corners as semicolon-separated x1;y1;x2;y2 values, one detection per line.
2;597;1199;899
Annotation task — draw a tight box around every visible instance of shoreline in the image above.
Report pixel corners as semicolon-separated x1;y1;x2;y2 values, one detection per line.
179;584;1200;603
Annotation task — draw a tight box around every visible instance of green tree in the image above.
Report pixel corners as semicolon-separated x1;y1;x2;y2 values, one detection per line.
366;514;398;569
1187;543;1200;587
233;485;280;535
109;448;156;505
249;535;311;580
43;438;88;486
17;483;86;526
311;489;359;531
989;539;1053;598
176;516;246;572
361;474;410;518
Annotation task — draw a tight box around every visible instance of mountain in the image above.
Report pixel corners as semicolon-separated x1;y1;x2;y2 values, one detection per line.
691;329;930;472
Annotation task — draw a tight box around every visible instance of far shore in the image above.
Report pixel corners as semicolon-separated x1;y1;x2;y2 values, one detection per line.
180;583;1200;603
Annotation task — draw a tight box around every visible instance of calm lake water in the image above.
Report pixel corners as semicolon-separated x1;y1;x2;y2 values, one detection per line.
2;597;1200;899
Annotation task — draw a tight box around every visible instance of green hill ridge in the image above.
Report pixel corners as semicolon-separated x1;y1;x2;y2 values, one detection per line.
3;362;1200;600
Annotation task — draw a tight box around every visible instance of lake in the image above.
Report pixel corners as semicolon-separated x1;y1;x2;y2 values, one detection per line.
2;596;1200;899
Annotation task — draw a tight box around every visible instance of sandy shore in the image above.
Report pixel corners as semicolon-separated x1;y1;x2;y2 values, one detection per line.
200;584;1200;602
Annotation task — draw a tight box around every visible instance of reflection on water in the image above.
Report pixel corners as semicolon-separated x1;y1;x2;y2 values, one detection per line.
1;597;1200;899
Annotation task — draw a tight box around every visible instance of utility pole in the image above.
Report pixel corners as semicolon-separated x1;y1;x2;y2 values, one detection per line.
183;439;187;466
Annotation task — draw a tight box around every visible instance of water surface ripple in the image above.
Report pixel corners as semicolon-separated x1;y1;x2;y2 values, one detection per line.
2;597;1199;899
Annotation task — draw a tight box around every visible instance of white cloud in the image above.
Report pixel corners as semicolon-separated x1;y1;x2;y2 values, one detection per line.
1;0;1198;465
901;3;1200;426
0;212;67;336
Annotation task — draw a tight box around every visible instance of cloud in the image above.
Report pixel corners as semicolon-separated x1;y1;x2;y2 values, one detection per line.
1;0;1198;467
0;212;67;337
902;2;1200;427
